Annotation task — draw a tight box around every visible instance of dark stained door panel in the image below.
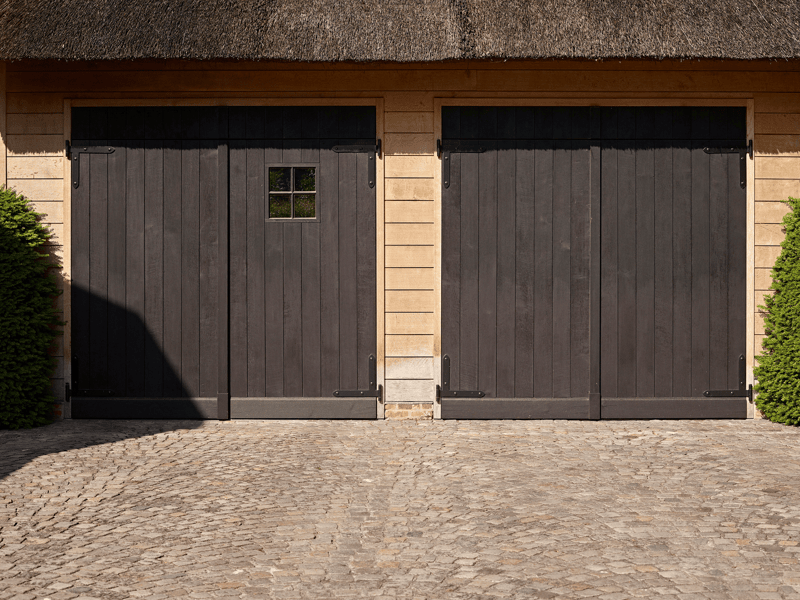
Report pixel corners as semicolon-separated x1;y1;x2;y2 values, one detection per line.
441;106;748;419
70;106;377;419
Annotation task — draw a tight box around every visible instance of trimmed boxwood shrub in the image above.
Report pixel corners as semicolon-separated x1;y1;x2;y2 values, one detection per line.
0;187;62;429
754;197;800;426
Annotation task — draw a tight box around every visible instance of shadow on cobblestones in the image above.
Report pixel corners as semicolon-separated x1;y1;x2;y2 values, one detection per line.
0;420;202;480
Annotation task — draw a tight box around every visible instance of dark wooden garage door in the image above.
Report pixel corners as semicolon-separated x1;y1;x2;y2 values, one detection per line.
70;106;377;419
441;106;747;420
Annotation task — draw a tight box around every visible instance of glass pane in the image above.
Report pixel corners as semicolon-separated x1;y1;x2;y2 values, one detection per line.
295;167;316;192
269;194;292;218
294;194;316;218
269;167;291;192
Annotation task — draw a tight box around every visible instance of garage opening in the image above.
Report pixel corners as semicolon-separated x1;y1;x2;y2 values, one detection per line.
69;106;378;419
441;106;747;419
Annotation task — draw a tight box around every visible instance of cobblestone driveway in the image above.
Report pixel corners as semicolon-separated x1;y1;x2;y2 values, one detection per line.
2;419;800;600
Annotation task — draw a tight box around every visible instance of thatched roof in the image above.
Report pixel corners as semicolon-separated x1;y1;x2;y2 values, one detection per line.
1;0;799;62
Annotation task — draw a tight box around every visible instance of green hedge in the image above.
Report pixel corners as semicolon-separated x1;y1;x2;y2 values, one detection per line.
0;187;62;429
754;197;800;426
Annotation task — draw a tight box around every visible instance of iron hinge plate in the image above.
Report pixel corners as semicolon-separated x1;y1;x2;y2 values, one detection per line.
439;140;487;188
334;354;383;400
332;140;381;189
67;141;116;189
703;140;752;189
437;355;485;401
703;354;753;401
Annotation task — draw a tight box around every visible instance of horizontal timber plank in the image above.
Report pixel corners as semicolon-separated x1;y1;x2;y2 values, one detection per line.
230;398;376;419
755;135;800;156
755;94;800;114
755;290;772;309
385;155;436;178
385;200;435;223
756;157;800;179
385;112;434;133
7;135;65;156
386;267;435;290
386;312;435;335
30;201;64;223
384;133;435;155
384;92;435;112
755;314;766;335
7;156;63;179
755;179;800;201
385;379;435;403
43;223;64;245
386;334;434;356
385;223;435;245
7;114;62;135
755;268;773;290
755;201;792;223
385;178;435;200
7;178;63;201
442;399;591;420
385;245;435;267
755;114;800;134
755;224;785;246
600;398;747;419
6;93;64;113
385;357;434;379
72;398;218;419
755;245;781;268
385;290;435;312
8;70;479;93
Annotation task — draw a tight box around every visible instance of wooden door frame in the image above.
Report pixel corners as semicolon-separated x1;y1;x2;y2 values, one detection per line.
62;98;386;419
433;97;755;419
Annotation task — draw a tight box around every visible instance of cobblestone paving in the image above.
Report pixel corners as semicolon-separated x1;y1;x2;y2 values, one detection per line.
2;419;800;600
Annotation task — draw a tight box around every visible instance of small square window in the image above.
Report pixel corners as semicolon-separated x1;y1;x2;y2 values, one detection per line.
267;166;316;220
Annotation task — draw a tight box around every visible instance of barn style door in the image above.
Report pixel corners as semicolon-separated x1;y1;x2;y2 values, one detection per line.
70;106;377;419
441;106;748;420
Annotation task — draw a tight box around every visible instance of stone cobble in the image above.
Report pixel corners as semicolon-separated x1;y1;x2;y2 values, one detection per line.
1;419;800;599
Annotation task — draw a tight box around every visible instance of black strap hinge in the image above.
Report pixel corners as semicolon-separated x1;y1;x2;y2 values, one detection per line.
333;354;383;400
439;140;487;188
436;355;485;401
332;140;380;189
703;140;751;189
703;354;753;401
67;141;115;189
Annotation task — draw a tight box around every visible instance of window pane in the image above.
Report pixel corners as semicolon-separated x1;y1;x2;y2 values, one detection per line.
294;194;316;218
295;167;316;192
269;167;291;192
269;194;292;218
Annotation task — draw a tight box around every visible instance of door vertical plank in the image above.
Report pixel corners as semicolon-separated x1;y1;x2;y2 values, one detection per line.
533;140;554;397
106;140;127;397
71;132;91;392
514;143;535;398
672;142;693;397
302;221;322;397
88;151;109;389
478;150;498;397
217;114;230;417
442;151;462;389
320;145;340;394
588;142;602;404
459;152;480;391
691;142;711;396
551;140;571;398
616;143;637;398
181;139;201;397
356;151;377;391
635;141;655;397
228;140;248;397
570;141;591;398
144;141;164;397
283;222;303;396
338;152;358;390
653;143;674;397
125;143;146;397
599;143;618;398
199;140;219;398
709;150;730;389
728;149;747;388
162;141;183;397
264;143;284;396
496;145;516;398
246;140;266;396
